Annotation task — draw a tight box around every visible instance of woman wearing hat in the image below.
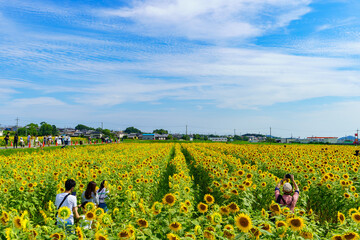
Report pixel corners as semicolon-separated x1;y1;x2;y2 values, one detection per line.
275;174;299;212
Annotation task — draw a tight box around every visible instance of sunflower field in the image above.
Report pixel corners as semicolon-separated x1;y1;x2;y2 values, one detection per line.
0;143;360;239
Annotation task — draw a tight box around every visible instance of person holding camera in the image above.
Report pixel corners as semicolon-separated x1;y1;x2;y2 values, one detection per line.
275;174;299;212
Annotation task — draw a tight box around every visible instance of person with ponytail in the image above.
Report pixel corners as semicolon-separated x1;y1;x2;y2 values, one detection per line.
97;180;109;212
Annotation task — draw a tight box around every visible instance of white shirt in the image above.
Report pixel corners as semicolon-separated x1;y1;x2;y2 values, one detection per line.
55;193;78;224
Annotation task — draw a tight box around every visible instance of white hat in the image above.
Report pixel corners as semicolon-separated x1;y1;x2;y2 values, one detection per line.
283;183;293;193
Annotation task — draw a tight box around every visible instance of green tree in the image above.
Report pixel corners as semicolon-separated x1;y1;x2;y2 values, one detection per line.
152;129;168;134
124;127;142;134
17;123;39;136
75;124;95;131
166;134;173;140
38;122;53;136
52;125;59;135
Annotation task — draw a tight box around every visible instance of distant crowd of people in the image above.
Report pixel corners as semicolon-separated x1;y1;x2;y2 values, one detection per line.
3;132;72;149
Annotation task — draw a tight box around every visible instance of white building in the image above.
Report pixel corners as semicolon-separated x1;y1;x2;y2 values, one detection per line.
306;137;338;144
209;137;228;142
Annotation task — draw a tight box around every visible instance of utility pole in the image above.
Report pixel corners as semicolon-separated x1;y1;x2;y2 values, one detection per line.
15;117;19;132
234;129;236;136
101;122;103;129
186;125;188;135
269;127;272;144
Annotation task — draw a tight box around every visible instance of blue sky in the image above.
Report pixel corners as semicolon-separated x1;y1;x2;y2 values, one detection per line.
1;0;360;137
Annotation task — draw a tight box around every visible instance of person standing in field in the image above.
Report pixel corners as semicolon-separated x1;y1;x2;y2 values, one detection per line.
13;133;18;148
97;180;109;212
55;179;80;227
275;174;299;212
27;134;31;146
4;132;10;149
81;181;99;207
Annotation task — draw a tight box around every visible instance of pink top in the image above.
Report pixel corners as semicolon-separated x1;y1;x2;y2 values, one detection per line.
275;188;299;212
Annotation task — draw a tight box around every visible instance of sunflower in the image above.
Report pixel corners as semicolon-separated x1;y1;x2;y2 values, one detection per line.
287;216;304;231
197;202;208;213
204;194;215;205
28;229;38;239
351;212;360;223
220;206;230;216
95;232;108;240
342;232;359;240
227;202;240;213
19;186;24;192
224;224;234;231
234;213;252;232
261;208;268;218
331;235;343;240
85;211;96;221
76;227;84;240
167;233;181;240
231;189;239;195
338;211;345;224
95;208;104;218
269;202;281;215
13;216;22;229
163;193;176;206
169;222;182;232
184;187;190;193
194;225;202;235
223;230;235;239
100;214;112;226
180;204;189;214
250;227;261;239
58;206;71;220
49;233;64;240
137;218;148;228
118;230;130;239
344;193;351;199
84;202;96;212
152;202;163;215
185;200;191;206
260;223;271;232
261;182;266;187
300;231;314;239
211;212;222;225
275;220;287;229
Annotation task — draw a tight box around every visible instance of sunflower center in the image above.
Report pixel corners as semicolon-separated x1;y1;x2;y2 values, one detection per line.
344;233;356;240
290;219;301;227
239;217;249;227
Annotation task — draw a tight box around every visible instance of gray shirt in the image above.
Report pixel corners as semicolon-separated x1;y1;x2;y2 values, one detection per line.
81;191;99;205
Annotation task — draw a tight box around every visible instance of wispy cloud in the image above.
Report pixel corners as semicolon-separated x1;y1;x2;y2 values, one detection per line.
100;0;312;40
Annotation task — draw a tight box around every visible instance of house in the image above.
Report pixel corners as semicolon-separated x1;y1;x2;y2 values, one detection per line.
91;131;103;139
306;137;338;144
209;137;228;142
143;134;155;140
155;134;168;140
127;133;139;139
280;138;298;144
113;131;127;139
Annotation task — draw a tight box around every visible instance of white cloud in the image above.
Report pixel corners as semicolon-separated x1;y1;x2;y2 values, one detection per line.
11;97;65;107
101;0;312;40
